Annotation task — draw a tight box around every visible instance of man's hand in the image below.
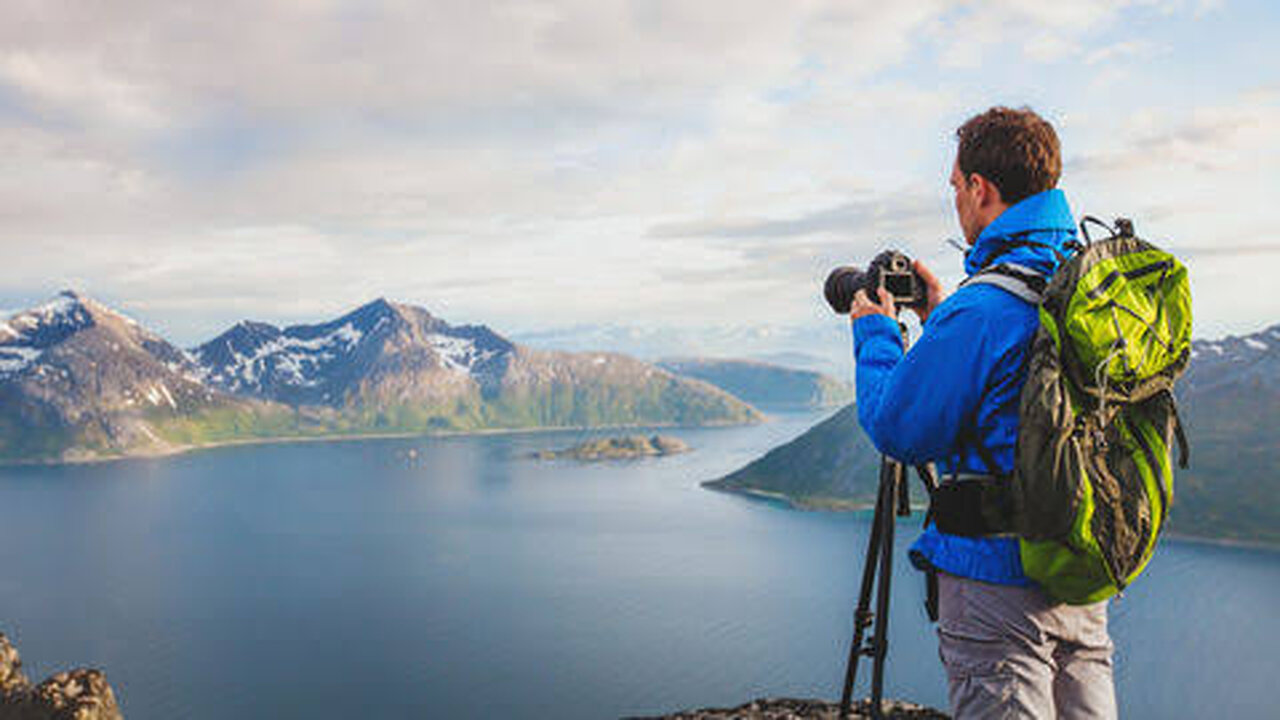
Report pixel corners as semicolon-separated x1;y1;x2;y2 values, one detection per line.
913;260;947;324
850;287;896;322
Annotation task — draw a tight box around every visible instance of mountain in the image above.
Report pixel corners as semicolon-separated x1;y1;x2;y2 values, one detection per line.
0;291;298;462
193;299;513;407
513;322;854;378
192;299;762;433
704;404;880;509
1171;324;1280;543
1182;324;1280;393
0;294;760;464
657;358;852;410
708;324;1280;545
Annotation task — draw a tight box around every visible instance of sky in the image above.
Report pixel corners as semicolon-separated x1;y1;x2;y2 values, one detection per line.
0;0;1276;355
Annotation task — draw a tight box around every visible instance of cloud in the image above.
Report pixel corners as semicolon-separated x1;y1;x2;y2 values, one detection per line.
0;0;1268;346
1174;243;1280;258
1084;40;1159;65
647;192;947;247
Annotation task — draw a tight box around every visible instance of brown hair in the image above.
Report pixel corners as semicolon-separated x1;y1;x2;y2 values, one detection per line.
955;106;1061;205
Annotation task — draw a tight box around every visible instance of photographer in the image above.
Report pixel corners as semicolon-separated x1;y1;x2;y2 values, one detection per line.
849;107;1116;719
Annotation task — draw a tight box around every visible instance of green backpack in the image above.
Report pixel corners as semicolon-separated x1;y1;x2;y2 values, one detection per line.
964;217;1193;604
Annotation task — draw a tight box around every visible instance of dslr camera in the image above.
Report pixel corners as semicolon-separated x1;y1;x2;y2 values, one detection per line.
824;250;927;314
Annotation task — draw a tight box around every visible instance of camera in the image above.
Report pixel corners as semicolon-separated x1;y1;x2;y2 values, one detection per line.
824;250;927;314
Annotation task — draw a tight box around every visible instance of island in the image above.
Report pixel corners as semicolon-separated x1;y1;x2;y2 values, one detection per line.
533;434;690;461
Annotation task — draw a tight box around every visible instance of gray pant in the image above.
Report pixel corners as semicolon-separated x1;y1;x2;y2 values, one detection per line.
936;572;1117;720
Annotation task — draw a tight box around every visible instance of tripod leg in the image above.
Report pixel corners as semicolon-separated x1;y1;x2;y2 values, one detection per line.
839;458;894;718
870;462;903;719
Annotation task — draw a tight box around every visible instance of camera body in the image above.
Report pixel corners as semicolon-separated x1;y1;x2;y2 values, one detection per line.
824;250;927;314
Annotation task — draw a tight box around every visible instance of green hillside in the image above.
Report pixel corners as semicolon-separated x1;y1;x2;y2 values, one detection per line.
658;358;852;410
708;394;1280;545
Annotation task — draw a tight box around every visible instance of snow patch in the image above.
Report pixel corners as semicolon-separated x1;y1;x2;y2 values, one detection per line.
1244;338;1268;351
427;333;498;373
158;383;177;409
144;384;178;409
0;346;42;375
213;321;367;390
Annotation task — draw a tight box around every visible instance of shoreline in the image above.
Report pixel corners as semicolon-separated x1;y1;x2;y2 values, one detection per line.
705;483;1280;550
1;417;763;469
701;482;877;512
1163;532;1280;553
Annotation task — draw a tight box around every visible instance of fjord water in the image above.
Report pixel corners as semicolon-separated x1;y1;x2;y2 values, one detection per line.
0;412;1274;719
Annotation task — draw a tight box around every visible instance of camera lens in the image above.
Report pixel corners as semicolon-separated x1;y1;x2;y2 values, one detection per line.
824;266;865;314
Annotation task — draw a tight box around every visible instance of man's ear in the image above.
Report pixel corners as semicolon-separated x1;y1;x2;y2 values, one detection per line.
972;173;1004;208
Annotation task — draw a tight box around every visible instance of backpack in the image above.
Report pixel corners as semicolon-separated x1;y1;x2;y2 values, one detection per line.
945;217;1193;605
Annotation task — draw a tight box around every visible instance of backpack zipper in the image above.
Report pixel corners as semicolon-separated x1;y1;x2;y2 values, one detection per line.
1085;260;1174;300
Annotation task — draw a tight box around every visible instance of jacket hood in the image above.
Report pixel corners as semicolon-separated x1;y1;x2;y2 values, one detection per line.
963;189;1077;277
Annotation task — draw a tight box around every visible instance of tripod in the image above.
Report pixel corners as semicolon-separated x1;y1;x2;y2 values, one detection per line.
838;456;937;719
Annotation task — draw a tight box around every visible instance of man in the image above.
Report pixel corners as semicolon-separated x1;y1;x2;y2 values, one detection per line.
849;107;1117;719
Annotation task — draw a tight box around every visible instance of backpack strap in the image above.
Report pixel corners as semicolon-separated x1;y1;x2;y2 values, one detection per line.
1165;388;1191;468
960;263;1047;304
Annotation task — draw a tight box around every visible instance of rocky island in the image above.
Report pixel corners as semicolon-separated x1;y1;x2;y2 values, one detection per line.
534;434;690;461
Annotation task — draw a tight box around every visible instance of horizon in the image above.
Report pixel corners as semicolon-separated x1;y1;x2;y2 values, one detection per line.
1;285;1271;357
1;1;1276;352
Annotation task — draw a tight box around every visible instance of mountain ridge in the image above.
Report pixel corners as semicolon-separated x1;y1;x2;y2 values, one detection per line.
656;357;852;410
0;293;761;464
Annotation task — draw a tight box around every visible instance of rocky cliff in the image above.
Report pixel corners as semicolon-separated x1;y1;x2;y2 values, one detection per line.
0;634;122;720
625;697;947;719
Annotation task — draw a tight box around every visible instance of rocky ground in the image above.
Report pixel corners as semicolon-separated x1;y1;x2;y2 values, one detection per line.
625;697;949;719
0;634;122;720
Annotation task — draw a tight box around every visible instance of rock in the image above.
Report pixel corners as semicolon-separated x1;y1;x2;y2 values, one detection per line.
623;696;949;719
0;637;30;697
649;435;690;455
0;634;122;720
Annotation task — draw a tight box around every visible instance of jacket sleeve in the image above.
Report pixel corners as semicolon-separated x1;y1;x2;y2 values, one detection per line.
852;300;993;464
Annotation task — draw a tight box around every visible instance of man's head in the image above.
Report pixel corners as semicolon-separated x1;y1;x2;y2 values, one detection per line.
951;106;1062;244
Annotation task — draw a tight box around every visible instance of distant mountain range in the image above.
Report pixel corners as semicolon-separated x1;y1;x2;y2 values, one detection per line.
707;323;1280;545
513;322;854;378
656;358;851;410
0;292;761;464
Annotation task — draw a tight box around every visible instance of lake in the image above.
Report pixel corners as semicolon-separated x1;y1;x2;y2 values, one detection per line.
0;411;1275;719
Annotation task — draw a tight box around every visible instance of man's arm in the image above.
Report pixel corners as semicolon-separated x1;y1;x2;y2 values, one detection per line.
852;298;992;465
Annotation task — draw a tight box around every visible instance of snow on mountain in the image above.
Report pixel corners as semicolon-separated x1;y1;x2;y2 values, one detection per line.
0;291;122;378
193;299;515;406
198;319;365;390
1183;323;1280;394
426;332;503;373
0;346;42;375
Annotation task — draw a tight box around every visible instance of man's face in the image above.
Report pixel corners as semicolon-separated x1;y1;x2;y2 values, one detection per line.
950;159;982;245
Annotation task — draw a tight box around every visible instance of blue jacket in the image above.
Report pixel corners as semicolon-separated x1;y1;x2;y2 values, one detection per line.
851;189;1077;585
